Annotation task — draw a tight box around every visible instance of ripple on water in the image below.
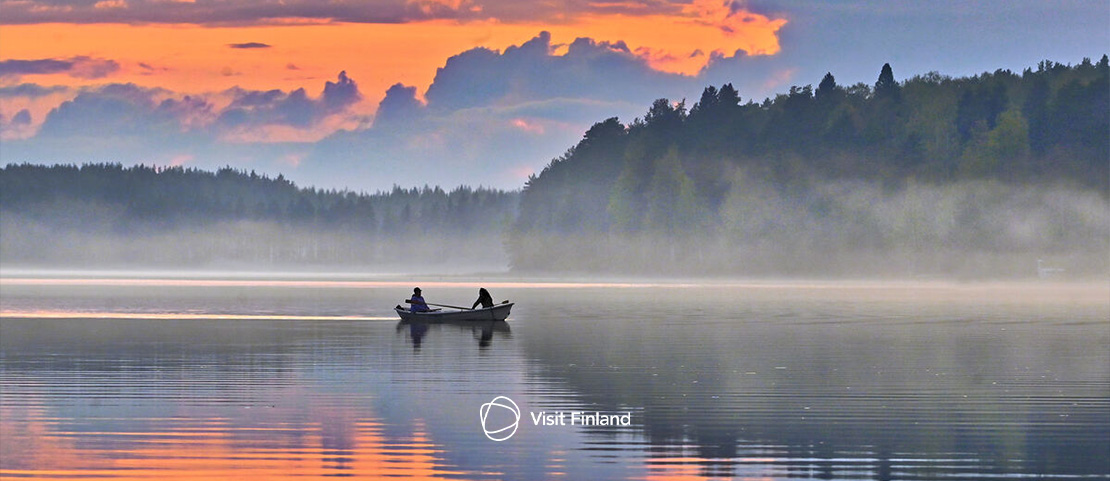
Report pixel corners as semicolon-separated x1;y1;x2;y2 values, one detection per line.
2;280;1108;480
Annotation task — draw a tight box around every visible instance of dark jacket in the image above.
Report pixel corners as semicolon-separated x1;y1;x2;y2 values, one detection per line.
472;288;494;309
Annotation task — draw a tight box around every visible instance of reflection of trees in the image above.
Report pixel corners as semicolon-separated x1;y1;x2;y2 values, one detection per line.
516;300;1110;479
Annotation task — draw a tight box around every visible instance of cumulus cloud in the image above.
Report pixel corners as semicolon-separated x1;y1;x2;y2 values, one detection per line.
0;82;215;159
219;88;312;128
260;30;795;189
10;109;32;125
0;109;36;140
0;56;120;79
1;72;363;166
36;83;191;138
216;71;362;130
297;32;697;189
0;27;797;190
322;71;361;111
373;83;424;128
423;32;688;113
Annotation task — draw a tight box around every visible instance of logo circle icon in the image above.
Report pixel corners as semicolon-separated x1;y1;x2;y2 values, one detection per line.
480;396;520;441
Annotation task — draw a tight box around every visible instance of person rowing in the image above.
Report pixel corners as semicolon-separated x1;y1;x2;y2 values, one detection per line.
472;287;494;309
406;287;431;312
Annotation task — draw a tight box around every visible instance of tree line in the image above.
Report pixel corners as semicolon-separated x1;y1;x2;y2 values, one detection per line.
3;56;1106;275
0;163;518;267
509;56;1109;275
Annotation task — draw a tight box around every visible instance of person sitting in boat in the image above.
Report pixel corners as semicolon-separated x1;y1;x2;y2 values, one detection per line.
407;287;431;312
472;287;494;309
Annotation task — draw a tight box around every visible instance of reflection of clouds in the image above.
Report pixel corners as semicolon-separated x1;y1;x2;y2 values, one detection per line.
0;390;102;473
0;327;471;478
2;282;1106;480
0;403;467;478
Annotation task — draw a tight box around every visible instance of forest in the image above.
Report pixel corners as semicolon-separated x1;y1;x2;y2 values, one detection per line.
2;56;1107;276
0;163;518;268
508;56;1109;276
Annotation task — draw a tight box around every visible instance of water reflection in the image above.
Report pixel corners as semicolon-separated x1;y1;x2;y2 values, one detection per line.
396;319;512;351
1;279;1107;480
1;405;471;479
512;284;1110;479
0;316;495;480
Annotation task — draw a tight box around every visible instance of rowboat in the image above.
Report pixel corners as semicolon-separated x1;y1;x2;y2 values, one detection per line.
394;302;513;322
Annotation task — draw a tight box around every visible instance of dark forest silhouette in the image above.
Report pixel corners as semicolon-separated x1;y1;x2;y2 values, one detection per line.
2;56;1107;274
0;164;517;267
509;57;1109;275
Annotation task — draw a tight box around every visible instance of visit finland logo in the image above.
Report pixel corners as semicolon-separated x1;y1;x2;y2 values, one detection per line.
481;395;635;441
480;396;521;441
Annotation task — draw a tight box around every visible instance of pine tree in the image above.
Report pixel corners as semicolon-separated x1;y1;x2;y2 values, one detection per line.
875;63;901;102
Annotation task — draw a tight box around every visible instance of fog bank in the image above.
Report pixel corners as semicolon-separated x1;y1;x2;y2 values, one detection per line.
509;174;1110;278
0;217;509;273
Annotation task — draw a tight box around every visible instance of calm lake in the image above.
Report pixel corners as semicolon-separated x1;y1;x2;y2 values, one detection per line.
1;274;1107;480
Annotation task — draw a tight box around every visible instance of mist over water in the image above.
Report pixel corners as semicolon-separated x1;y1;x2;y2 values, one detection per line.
508;174;1110;278
714;174;1110;277
0;164;518;273
2;163;1107;279
0;218;509;273
4;179;1107;279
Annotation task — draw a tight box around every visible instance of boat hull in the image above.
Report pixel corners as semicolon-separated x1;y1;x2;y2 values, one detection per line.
395;302;513;322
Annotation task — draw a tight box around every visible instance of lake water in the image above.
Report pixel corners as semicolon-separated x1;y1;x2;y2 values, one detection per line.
1;274;1107;480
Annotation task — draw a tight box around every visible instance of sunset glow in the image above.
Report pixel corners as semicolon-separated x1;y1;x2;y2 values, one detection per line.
0;2;784;117
0;400;474;480
1;0;1103;191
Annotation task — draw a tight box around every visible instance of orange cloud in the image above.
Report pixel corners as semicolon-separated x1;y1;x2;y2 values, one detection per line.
559;0;786;75
93;0;128;9
407;0;482;15
510;117;545;134
762;67;798;91
168;153;194;166
1;0;785;88
0;2;786;135
0;89;70;139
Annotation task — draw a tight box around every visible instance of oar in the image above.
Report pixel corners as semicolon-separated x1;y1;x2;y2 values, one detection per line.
405;300;473;310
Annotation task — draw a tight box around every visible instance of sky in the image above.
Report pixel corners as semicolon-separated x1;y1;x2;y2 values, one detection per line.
0;0;1106;192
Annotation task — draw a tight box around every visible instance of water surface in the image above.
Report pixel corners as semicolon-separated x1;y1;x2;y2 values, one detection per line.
1;275;1107;480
